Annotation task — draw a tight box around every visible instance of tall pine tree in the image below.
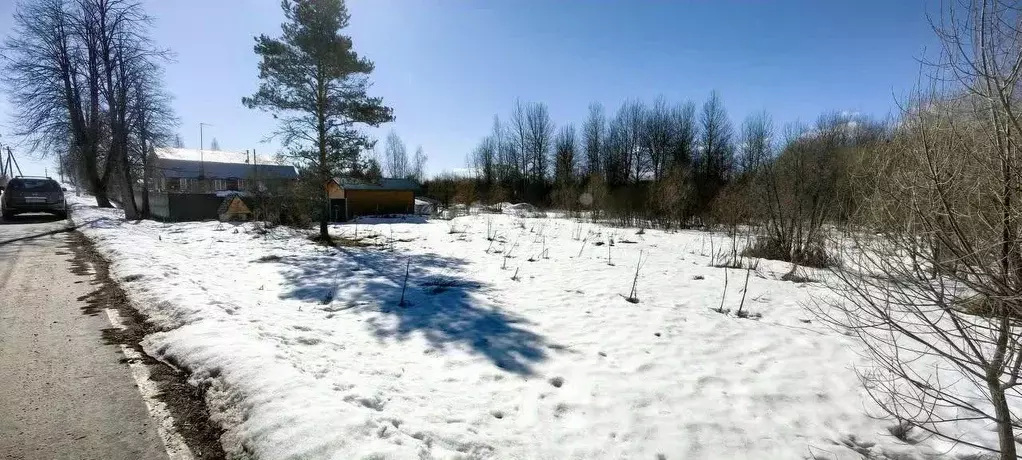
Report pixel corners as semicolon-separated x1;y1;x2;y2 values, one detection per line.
244;0;393;239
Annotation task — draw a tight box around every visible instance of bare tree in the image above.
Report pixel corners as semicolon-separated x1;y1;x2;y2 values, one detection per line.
553;123;577;186
816;3;1022;458
490;115;511;188
411;145;426;183
384;130;408;178
602;114;628;186
524;101;554;185
4;0;108;206
737;111;773;176
129;66;177;218
3;0;167;215
698;91;734;183
508;100;529;196
669;101;698;170
616;99;646;184
582;102;605;178
643;95;673;181
694;90;734;216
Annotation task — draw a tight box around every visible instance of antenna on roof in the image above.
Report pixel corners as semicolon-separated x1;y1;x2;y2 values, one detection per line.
245;150;250;164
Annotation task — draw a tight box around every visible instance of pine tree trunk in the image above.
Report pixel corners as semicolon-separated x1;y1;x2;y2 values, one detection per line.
317;90;329;241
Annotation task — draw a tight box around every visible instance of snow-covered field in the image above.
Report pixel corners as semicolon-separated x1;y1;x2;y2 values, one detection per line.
68;196;988;459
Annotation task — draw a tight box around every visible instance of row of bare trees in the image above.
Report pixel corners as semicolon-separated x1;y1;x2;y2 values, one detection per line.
442;91;884;244
2;0;177;218
382;130;427;182
464;95;726;209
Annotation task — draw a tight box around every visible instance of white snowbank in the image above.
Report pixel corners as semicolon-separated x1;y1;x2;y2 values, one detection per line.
67;195;999;459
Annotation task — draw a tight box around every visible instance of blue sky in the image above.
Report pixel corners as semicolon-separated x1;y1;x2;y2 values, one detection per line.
1;0;939;178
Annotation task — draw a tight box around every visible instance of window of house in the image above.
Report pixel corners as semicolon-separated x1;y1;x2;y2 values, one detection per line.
212;179;226;191
168;178;187;192
226;178;240;191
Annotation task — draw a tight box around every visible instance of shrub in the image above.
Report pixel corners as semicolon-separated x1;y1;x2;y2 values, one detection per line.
741;235;834;268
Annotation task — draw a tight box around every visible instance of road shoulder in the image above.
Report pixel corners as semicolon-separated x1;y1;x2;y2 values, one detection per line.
65;230;227;459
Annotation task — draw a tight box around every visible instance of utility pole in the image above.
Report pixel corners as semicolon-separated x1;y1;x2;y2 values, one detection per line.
199;122;212;179
2;146;23;177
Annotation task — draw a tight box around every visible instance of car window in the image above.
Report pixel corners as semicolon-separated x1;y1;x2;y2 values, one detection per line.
8;179;60;192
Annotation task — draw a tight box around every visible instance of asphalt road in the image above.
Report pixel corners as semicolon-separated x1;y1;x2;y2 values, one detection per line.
0;214;169;460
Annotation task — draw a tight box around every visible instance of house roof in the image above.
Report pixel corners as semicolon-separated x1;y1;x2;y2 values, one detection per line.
154;147;281;166
156;158;298;180
334;177;421;191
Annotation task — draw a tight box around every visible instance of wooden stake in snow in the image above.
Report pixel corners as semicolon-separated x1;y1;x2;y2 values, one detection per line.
626;250;642;303
717;266;729;313
736;266;752;316
398;260;410;306
503;239;518;270
512;266;520;281
607;241;613;266
577;237;588;258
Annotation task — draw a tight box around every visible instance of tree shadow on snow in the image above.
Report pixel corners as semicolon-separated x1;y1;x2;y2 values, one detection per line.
276;246;549;375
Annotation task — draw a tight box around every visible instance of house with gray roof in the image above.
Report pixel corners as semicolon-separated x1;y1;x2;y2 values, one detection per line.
146;148;299;221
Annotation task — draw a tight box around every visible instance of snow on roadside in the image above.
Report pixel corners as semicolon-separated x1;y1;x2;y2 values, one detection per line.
68;195;982;459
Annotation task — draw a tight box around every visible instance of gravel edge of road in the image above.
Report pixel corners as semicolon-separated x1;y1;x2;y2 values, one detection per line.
66;229;228;460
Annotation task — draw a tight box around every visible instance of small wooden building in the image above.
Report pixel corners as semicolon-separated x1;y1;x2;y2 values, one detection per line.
327;177;420;221
218;195;252;221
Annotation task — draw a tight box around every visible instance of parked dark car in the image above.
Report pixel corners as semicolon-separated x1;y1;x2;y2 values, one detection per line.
1;176;68;220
